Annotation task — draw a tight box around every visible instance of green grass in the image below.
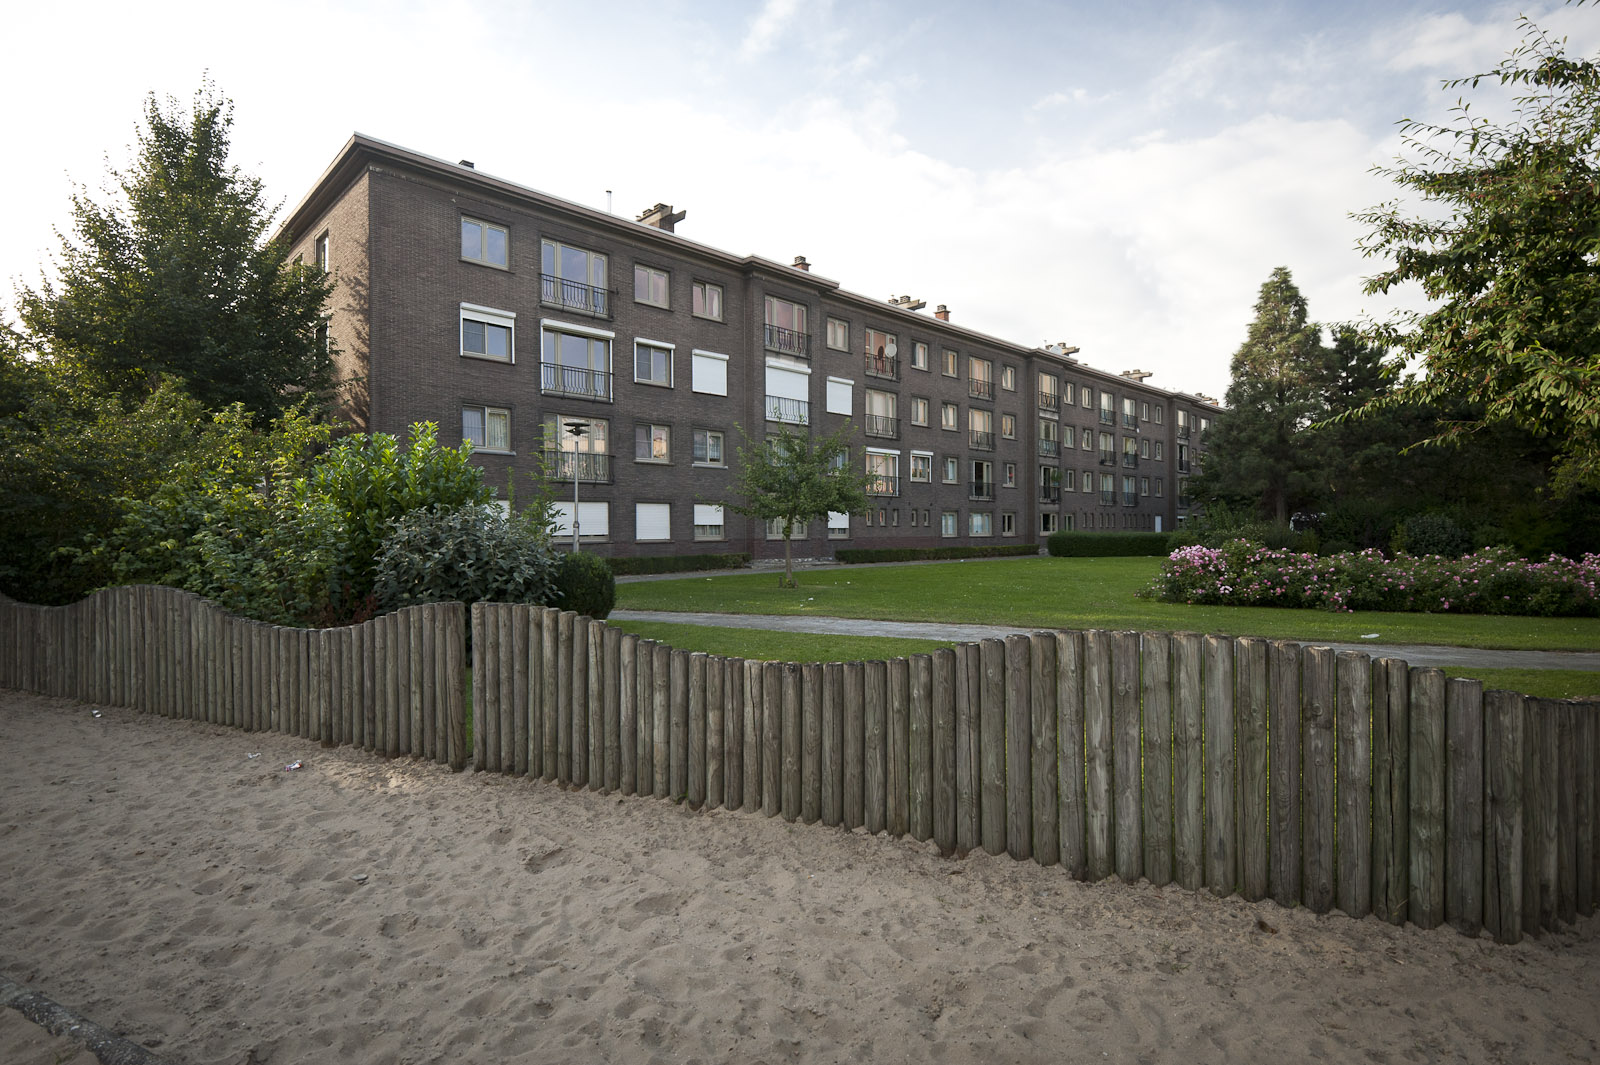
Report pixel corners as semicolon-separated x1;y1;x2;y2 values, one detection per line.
617;556;1600;652
608;620;952;662
1440;667;1600;700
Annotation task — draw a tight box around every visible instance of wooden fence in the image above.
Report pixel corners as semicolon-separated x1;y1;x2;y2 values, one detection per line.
469;603;1598;945
0;587;467;769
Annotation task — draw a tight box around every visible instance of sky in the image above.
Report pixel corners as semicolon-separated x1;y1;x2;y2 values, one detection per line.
4;0;1597;401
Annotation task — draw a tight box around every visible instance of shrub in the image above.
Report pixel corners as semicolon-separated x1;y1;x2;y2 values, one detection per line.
606;553;750;576
551;551;616;619
1047;532;1172;557
833;544;1039;564
1393;513;1472;559
373;503;556;611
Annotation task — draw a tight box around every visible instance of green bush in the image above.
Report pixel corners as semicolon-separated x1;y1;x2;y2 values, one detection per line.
1047;532;1172;557
551;551;616;619
606;553;750;576
373;504;556;611
834;544;1039;564
1393;513;1472;558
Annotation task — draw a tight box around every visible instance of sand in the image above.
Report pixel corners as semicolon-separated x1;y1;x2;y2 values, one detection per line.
1;690;1597;1065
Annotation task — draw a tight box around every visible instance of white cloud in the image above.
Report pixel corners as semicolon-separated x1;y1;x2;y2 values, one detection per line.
739;0;806;62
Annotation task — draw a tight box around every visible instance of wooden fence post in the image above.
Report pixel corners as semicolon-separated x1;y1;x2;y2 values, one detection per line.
1445;677;1485;936
978;639;1006;856
1556;702;1577;927
932;648;957;854
1172;632;1204;892
1483;689;1525;943
1371;658;1409;924
743;658;763;814
955;643;980;854
802;660;823;825
843;660;865;829
762;660;782;817
1029;634;1059;867
588;622;605;790
781;661;802;822
1056;631;1087;880
724;655;745;812
1113;631;1141;883
1336;651;1373;918
1203;634;1236;898
605;629;623;792
887;657;911;837
822;660;845;827
1140;632;1174;889
571;616;591;788
864;659;887;834
1410;667;1447;930
653;643;672;800
1083;630;1113;880
908;654;933;842
619;632;638;795
1237;638;1270;903
690;652;709;808
1302;646;1336;913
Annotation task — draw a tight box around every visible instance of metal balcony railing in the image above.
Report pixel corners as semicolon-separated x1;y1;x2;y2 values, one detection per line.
764;324;810;358
543;451;612;482
1178;495;1191;508
1038;438;1059;457
1039;486;1061;503
1038;391;1060;412
541;363;613;401
1099;409;1115;425
867;475;901;497
970;430;995;451
1100;489;1116;505
864;354;899;380
1122;413;1137;428
1098;449;1116;466
766;396;809;424
1178;424;1191;439
1122;453;1139;469
540;274;609;318
864;414;899;439
969;483;995;502
1178;459;1191;473
1123;492;1138;507
969;379;994;401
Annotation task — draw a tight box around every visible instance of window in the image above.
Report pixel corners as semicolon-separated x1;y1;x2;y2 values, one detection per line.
1004;462;1016;488
828;511;850;538
542;415;609;480
635;423;670;463
694;504;725;541
942;349;958;376
462;405;510;452
693;280;723;320
1156;477;1164;497
1001;366;1016;392
864;389;897;438
865;329;898;378
541;240;608;316
551;501;610;540
1081;431;1093;452
1099;432;1115;464
1060;466;1074;492
461;303;514;362
1177;409;1191;437
970;459;994;500
866;450;899;495
910;397;930;427
1039;418;1059;457
826;317;849;351
765;296;809;356
1082;470;1095;492
461;218;508;267
1123;476;1137;505
942;457;959;483
1155;405;1164;424
634;340;673;386
910;451;933;482
970;512;993;537
941;402;958;431
1200;416;1212;433
692;349;728;395
1141;477;1150;497
1081;386;1093;408
968;356;994;399
1100;472;1116;504
912;341;929;371
941;511;958;537
1154;441;1165;461
969;408;994;450
315;232;329;270
541;321;612;398
634;265;670;308
692;428;724;466
1122;397;1137;428
827;377;855;416
1100;392;1116;425
765;362;810;424
1062;425;1076;450
1001;414;1016;440
635;503;671;541
1001;512;1016;536
1123;436;1139;467
1140;401;1150;422
1039;465;1061;501
1041;513;1059;535
767;517;807;539
1039;373;1060;411
1141;439;1150;459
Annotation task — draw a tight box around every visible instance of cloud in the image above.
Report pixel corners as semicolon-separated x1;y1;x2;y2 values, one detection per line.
739;0;806;63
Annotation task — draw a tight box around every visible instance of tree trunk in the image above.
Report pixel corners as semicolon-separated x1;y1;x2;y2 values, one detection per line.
783;529;795;588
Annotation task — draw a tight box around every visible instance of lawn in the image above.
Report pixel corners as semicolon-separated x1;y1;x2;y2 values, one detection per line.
615;556;1600;652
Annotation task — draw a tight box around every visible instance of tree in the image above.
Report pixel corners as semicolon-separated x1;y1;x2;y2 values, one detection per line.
1353;17;1600;493
726;423;872;588
16;81;334;420
1192;267;1329;522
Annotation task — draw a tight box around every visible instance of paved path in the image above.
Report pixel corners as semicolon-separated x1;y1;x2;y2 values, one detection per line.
610;610;1600;672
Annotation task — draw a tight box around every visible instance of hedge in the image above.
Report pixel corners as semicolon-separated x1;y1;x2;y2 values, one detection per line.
834;544;1040;564
1047;532;1174;557
605;553;751;576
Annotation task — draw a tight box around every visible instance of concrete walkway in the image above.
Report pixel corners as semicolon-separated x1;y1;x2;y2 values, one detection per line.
609;609;1600;672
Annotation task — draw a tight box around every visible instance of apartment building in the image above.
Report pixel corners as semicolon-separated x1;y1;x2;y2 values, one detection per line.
279;134;1219;561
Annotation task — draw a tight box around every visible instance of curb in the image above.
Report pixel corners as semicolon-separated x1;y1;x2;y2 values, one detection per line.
0;976;175;1065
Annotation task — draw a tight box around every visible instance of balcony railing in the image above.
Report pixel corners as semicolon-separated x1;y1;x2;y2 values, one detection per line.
969;483;995;501
864;354;899;381
1039;485;1061;503
1100;489;1116;505
541;363;613;401
864;414;899;439
1123;492;1138;507
970;430;995;451
1122;413;1137;428
867;475;901;497
1038;391;1060;412
543;451;612;482
1098;449;1116;466
1178;459;1191;473
540;274;609;318
1099;410;1115;425
969;379;994;401
764;324;810;359
766;396;809;425
1178;424;1191;439
1122;453;1139;469
1038;438;1059;458
1178;494;1191;508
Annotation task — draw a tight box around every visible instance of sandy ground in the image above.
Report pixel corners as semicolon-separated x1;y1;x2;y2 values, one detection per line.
2;690;1597;1065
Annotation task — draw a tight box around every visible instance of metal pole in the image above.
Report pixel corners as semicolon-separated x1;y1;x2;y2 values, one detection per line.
564;420;590;554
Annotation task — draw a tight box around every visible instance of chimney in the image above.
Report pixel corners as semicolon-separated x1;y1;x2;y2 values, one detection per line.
793;255;811;272
890;295;926;310
637;203;686;232
458;160;475;169
933;304;950;321
1120;368;1154;382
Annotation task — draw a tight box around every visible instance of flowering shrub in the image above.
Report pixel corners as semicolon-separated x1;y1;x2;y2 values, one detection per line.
1146;541;1600;616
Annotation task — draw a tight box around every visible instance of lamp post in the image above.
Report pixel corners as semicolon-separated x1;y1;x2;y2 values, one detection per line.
564;420;590;553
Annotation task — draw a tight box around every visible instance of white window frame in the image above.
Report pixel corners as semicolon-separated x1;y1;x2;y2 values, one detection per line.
634;338;674;387
942;349;958;377
691;349;729;396
970;512;992;537
540;318;614;398
826;317;849;351
827;511;850;539
635;423;671;464
541;239;608;315
634;263;670;308
694;504;725;541
1081;386;1093;408
910;397;930;427
1001;366;1017;392
940;511;958;537
912;341;929;371
692;280;724;321
1001;413;1016;440
942;457;959;484
461;302;515;363
910;450;933;483
940;402;958;431
692;428;725;467
461;218;508;268
462;404;511;453
551;501;610;540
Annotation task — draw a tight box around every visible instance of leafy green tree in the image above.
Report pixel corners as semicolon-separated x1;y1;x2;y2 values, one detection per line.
1193;267;1329;523
1353;17;1600;493
726;423;872;588
16;82;334;420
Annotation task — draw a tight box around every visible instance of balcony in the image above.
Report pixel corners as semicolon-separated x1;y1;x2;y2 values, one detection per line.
1178;494;1191;508
1039;485;1061;503
1123;492;1137;507
1038;391;1060;413
541;363;613;401
1038;438;1059;458
765;396;809;425
1178;424;1191;439
1098;449;1116;466
1100;489;1116;505
970;430;995;451
868;475;901;497
864;354;899;381
969;483;995;502
864;414;900;439
1122;453;1139;469
540;274;609;318
764;324;810;359
1099;410;1115;425
1122;413;1137;428
543;451;612;483
969;379;994;401
1178;459;1191;473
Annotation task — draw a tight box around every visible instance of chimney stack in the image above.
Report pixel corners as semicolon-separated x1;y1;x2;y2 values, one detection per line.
1120;368;1154;382
458;160;475;169
637;203;686;233
793;255;811;272
934;304;950;321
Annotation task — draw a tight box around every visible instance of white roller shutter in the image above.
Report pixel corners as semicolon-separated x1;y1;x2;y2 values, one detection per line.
692;350;728;396
550;501;610;538
765;363;809;401
826;377;853;415
635;503;671;542
693;504;723;526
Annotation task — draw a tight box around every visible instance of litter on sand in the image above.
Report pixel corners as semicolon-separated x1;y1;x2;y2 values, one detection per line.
246;753;261;760
284;760;303;771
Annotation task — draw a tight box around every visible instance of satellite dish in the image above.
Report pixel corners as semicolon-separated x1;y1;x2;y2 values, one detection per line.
885;340;898;359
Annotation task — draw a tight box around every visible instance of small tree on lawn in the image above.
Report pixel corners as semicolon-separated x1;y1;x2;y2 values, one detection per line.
727;422;872;588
